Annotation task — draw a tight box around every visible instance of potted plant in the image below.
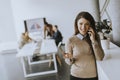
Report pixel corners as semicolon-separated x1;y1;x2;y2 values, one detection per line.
95;19;112;49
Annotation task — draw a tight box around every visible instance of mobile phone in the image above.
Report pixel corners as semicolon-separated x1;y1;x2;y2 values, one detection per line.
87;30;91;37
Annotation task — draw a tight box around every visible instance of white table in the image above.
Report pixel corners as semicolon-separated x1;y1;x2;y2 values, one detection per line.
16;39;58;78
97;42;120;80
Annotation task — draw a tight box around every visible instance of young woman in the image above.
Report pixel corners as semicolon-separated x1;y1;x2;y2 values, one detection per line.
64;11;104;80
44;22;54;39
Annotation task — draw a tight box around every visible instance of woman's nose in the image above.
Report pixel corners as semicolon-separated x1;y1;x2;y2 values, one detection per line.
81;24;85;29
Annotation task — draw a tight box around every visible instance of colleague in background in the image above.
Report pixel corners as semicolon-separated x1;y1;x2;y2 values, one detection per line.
64;11;104;80
44;22;63;66
44;21;54;39
43;19;63;46
51;25;63;46
19;31;32;49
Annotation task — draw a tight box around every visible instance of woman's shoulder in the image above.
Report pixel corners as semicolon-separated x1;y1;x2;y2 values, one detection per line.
69;35;76;38
71;35;78;38
68;35;77;42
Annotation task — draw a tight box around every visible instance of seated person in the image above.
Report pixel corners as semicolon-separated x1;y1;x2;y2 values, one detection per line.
19;31;33;49
19;31;39;61
51;25;63;46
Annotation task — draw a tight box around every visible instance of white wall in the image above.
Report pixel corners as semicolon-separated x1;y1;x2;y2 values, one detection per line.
0;54;8;80
11;0;100;43
0;0;17;43
99;0;120;44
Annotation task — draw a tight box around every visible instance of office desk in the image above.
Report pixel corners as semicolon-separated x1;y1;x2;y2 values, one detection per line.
97;42;120;80
16;39;58;78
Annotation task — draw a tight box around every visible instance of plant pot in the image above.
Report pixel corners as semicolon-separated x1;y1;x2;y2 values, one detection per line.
101;39;110;49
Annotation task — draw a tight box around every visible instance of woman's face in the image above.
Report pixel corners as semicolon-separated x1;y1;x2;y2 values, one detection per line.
46;27;50;31
77;18;90;35
52;26;57;31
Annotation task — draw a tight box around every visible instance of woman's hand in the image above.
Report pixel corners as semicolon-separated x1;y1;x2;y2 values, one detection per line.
88;27;95;43
63;53;73;58
63;52;76;64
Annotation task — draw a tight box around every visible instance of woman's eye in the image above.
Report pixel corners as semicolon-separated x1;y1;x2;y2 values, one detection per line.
78;22;90;26
79;23;82;25
85;23;90;26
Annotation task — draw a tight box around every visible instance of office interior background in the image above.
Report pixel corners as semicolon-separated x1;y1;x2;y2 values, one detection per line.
0;0;120;80
1;0;120;45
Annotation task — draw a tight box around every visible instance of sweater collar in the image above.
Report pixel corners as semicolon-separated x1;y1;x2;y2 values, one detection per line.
76;33;87;40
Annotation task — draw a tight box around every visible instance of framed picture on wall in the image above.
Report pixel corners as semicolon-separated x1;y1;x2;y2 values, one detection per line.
24;18;45;33
24;18;45;40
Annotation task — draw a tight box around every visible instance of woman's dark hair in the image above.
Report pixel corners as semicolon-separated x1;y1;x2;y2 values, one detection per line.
44;17;48;25
74;11;98;40
46;23;54;36
24;20;28;32
54;25;58;29
43;18;54;36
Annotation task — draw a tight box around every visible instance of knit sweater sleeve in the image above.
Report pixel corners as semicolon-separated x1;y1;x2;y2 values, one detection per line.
64;37;74;65
92;36;105;61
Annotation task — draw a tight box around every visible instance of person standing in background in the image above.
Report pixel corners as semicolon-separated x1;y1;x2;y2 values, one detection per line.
43;18;63;46
43;19;54;39
64;11;104;80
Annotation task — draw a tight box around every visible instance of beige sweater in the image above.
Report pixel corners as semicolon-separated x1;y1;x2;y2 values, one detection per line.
65;35;104;78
